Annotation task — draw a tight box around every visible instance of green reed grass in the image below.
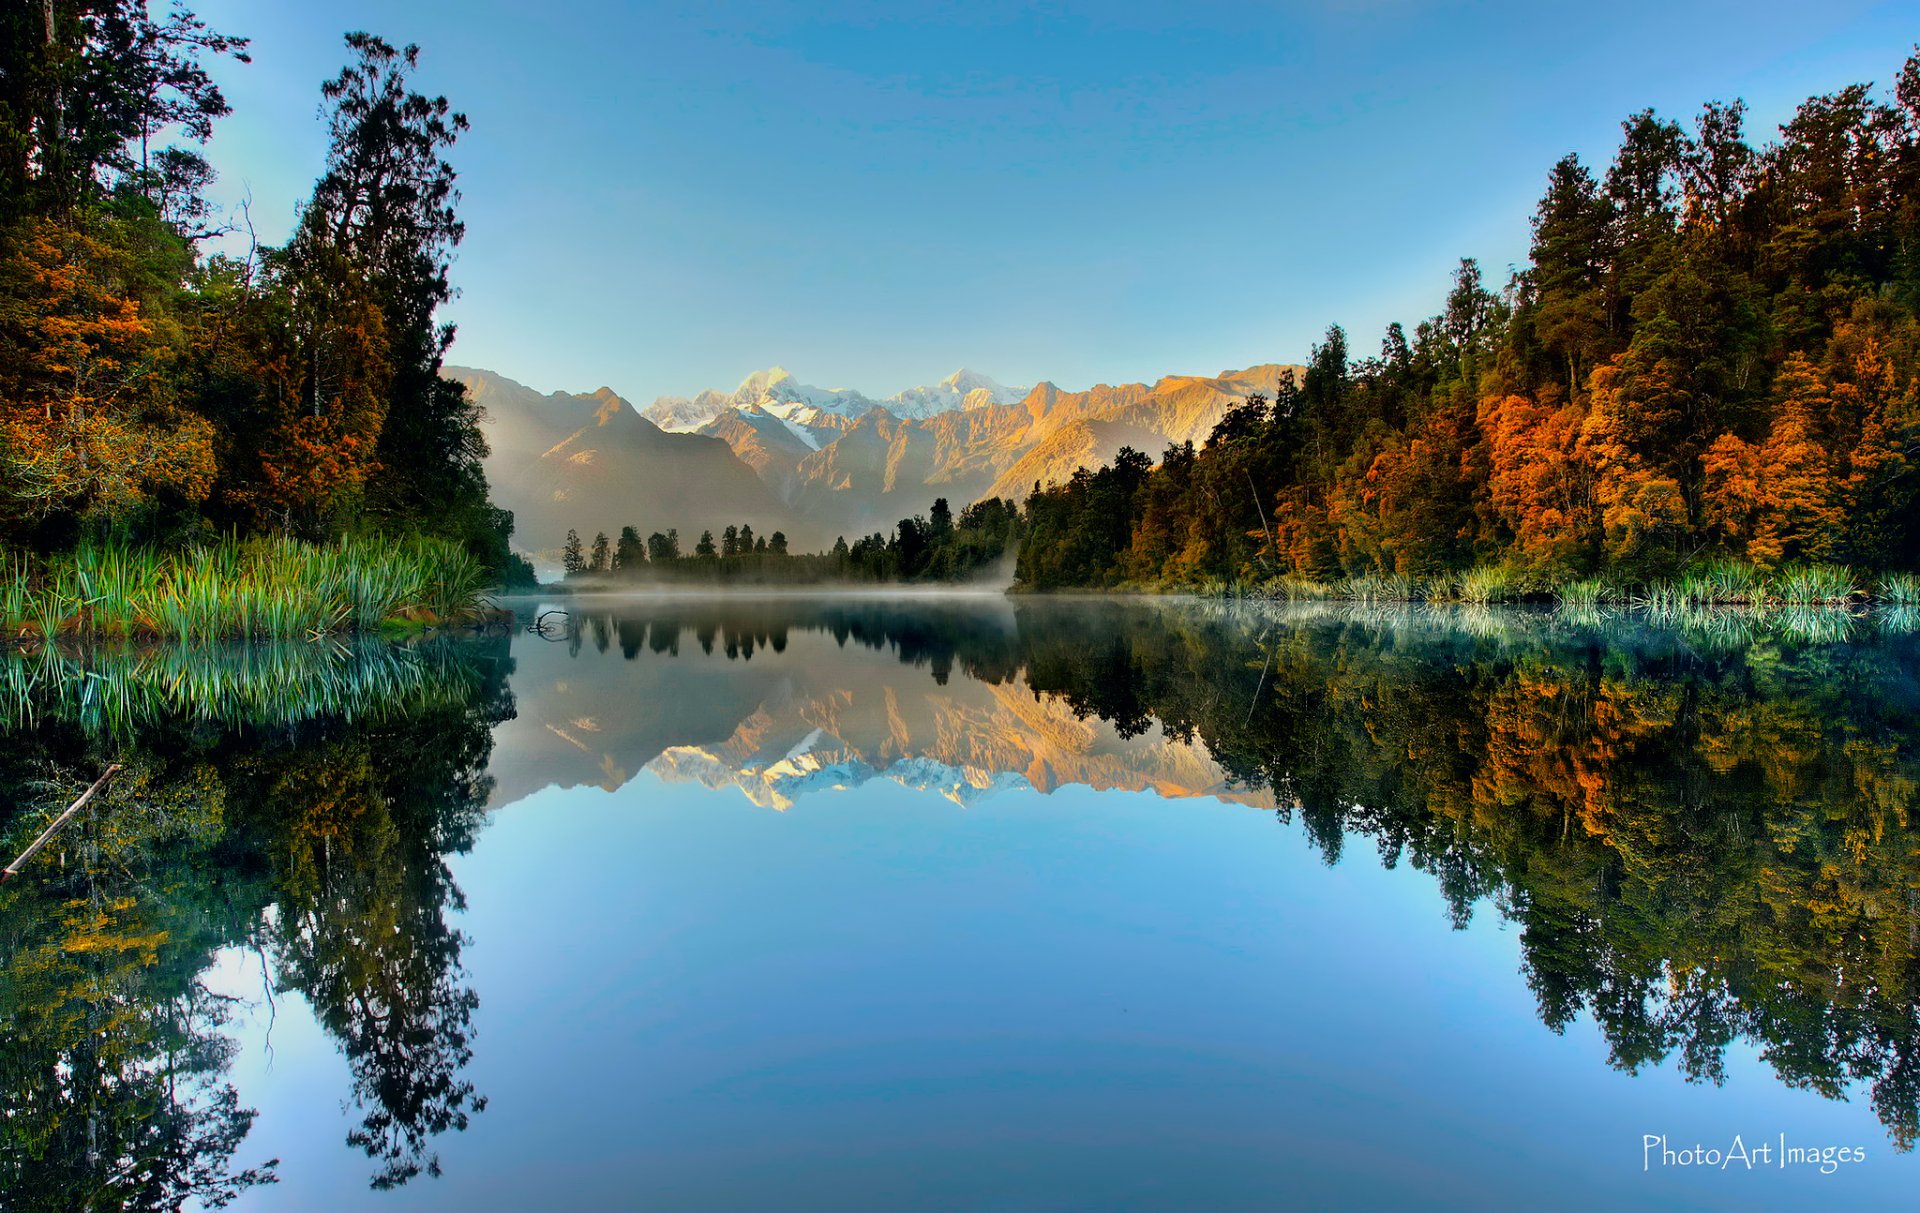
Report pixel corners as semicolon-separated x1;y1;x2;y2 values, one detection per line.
1454;565;1518;605
1345;572;1417;603
1;536;488;642
1771;563;1858;605
1876;572;1920;607
1209;558;1915;616
1555;578;1611;608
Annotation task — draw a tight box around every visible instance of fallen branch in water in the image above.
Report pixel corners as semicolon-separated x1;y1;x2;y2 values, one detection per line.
2;764;123;883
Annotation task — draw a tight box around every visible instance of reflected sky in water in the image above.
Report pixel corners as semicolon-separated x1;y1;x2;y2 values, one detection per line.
5;596;1919;1210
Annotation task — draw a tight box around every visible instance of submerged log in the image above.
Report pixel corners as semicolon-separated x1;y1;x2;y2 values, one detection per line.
2;764;122;883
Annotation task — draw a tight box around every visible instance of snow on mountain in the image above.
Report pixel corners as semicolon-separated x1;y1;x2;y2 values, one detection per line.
641;390;733;433
642;367;876;432
648;737;1033;811
641;366;1024;431
884;368;1025;418
752;403;823;451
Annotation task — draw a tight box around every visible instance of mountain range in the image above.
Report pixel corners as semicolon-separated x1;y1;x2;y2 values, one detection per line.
450;360;1302;562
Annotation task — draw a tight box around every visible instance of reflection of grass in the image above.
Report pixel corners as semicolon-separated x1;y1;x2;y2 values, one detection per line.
1227;559;1906;611
1;537;487;642
1876;606;1920;635
1205;595;1902;650
0;639;485;734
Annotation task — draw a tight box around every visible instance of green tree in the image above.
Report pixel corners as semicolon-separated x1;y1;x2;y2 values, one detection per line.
615;525;645;572
288;33;508;571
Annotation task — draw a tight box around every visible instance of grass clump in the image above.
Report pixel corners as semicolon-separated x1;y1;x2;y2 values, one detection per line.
1;536;489;643
1772;563;1858;605
1556;577;1611;609
1454;565;1518;605
1876;572;1920;607
1344;572;1416;604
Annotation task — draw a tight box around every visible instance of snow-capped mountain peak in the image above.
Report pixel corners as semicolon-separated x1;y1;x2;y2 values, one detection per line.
885;368;1026;418
640;366;1024;431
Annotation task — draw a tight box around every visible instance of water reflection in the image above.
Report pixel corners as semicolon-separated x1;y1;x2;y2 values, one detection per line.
0;637;513;1204
517;597;1920;1151
2;597;1919;1207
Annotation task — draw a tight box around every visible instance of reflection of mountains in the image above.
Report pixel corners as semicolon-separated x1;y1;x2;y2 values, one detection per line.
488;598;1272;811
485;595;1920;1153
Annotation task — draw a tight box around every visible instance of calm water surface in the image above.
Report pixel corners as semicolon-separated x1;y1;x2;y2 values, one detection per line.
3;596;1919;1210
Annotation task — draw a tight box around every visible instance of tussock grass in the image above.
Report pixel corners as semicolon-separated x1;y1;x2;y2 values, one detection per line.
0;536;487;642
1874;572;1920;607
1454;565;1518;605
1771;563;1858;605
1345;572;1417;603
1555;578;1612;608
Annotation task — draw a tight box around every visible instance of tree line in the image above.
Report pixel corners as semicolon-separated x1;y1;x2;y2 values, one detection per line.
1017;49;1920;591
557;496;1021;585
0;6;532;583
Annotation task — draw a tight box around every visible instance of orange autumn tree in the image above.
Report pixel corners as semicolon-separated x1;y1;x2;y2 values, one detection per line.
1328;400;1478;577
0;218;214;534
1750;357;1843;567
1479;388;1596;576
1826;305;1920;567
1580;358;1690;574
1700;356;1844;569
219;238;393;534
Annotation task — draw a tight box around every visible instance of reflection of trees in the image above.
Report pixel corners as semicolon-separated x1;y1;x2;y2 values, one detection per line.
0;745;277;1209
0;636;513;1203
227;650;510;1189
1006;602;1920;1149
565;598;1025;685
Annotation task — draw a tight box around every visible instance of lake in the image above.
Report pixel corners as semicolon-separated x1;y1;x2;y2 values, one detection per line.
3;595;1918;1211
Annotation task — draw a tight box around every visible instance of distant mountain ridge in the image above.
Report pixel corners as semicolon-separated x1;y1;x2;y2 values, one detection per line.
454;360;1303;560
641;366;1027;433
449;367;805;566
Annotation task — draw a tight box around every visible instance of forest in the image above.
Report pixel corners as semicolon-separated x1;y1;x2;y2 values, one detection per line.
0;4;532;637
1016;50;1920;597
556;496;1021;586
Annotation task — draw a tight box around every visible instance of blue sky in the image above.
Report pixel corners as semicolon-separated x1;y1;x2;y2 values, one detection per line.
192;1;1917;401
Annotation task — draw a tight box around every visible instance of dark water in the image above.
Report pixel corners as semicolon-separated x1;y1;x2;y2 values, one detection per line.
3;596;1919;1211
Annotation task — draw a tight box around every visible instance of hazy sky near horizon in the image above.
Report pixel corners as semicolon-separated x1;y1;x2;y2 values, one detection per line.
192;1;1915;402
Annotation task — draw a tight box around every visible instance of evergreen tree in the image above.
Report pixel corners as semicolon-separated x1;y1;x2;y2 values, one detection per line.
615;525;645;571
